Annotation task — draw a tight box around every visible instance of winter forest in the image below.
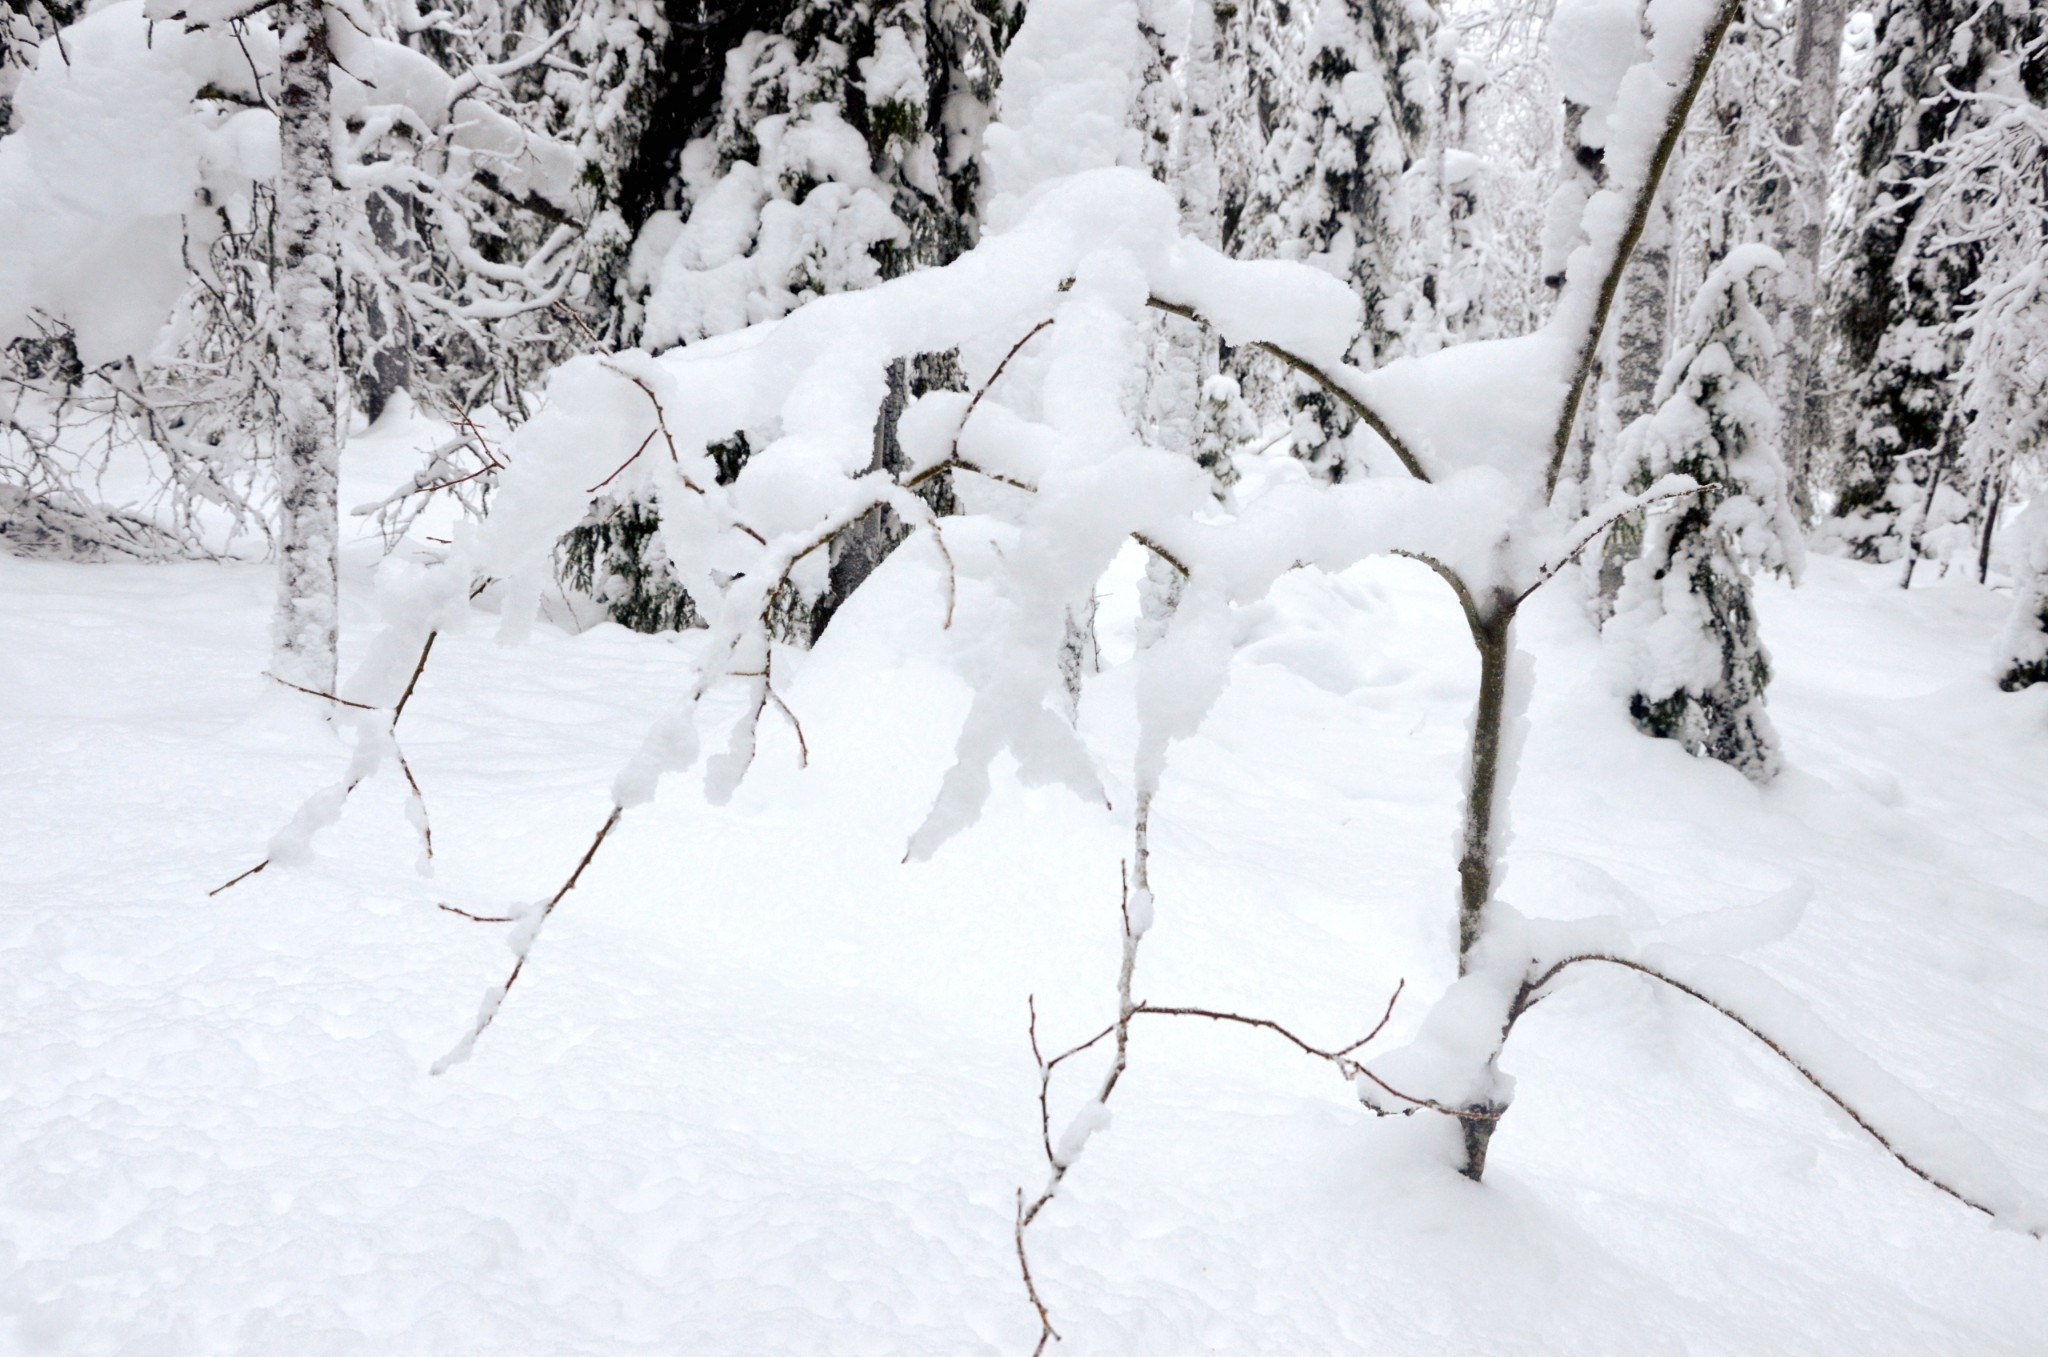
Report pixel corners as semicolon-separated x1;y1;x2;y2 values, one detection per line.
3;0;2047;1347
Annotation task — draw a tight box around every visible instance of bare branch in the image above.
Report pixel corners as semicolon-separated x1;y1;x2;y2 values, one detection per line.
437;902;523;923
431;804;624;1074
948;317;1053;466
263;673;378;710
1516;954;2035;1230
392;630;438;724
212;630;440;896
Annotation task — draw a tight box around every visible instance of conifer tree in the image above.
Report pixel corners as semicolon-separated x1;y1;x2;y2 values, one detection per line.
1603;248;1804;781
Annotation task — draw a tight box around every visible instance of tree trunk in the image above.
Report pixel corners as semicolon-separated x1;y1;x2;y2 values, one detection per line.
1780;0;1845;516
270;0;343;693
1595;183;1675;610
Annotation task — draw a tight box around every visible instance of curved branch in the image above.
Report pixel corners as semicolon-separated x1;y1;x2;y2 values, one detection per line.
1545;0;1747;499
1144;297;1432;484
1393;549;1487;642
1519;954;2029;1227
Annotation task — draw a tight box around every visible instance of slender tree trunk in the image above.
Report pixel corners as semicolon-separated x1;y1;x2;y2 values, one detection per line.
1781;0;1845;516
1457;602;1516;970
1455;594;1519;1179
1978;470;2005;584
1595;183;1675;609
271;0;343;692
820;357;911;638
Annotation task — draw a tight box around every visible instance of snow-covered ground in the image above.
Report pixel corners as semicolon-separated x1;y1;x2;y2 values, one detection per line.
5;456;2047;1352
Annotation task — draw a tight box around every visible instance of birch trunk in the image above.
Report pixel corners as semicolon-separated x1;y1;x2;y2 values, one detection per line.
1595;184;1675;609
271;0;343;692
1780;0;1845;515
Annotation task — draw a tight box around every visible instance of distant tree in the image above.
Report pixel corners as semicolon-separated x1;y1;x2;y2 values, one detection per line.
1226;0;1446;478
1826;0;2047;567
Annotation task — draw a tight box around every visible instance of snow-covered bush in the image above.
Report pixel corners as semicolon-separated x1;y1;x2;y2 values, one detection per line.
1998;505;2048;692
1602;246;1803;780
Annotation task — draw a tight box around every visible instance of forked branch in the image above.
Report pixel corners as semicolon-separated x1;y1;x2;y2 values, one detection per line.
210;630;442;896
1014;810;1430;1352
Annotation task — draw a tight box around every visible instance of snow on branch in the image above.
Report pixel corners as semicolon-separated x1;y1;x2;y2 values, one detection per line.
1543;0;1749;496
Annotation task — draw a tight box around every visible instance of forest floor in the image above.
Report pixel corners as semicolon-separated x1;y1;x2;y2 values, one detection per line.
5;427;2048;1353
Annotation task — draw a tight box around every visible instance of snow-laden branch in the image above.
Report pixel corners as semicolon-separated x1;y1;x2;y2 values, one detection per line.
1543;0;1748;497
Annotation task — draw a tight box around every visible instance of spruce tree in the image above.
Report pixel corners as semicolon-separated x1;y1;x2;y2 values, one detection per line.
1603;248;1804;782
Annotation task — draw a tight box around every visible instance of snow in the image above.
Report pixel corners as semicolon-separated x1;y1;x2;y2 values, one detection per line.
1547;0;1643;144
4;479;2046;1349
0;4;215;364
982;0;1144;226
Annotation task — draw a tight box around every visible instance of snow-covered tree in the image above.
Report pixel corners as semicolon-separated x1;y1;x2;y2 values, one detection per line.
1825;0;2046;565
1587;0;1801;607
562;0;1010;638
1777;0;1846;508
0;0;590;688
1603;247;1804;781
1903;24;2048;589
254;0;346;691
225;0;2046;1267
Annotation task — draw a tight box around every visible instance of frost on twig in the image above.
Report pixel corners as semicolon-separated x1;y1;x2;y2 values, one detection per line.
429;805;621;1075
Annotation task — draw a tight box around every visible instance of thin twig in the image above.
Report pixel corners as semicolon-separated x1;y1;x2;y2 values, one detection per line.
213;631;441;896
586;427;659;494
1127;1001;1475;1119
395;748;433;860
1130;532;1190;580
208;860;267;896
1015;1190;1060;1357
1013;834;1426;1349
264;674;378;710
903;456;1038;495
392;631;438;725
437;902;523;923
1512;480;1720;607
762;650;809;768
431;804;624;1073
948;318;1054;466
